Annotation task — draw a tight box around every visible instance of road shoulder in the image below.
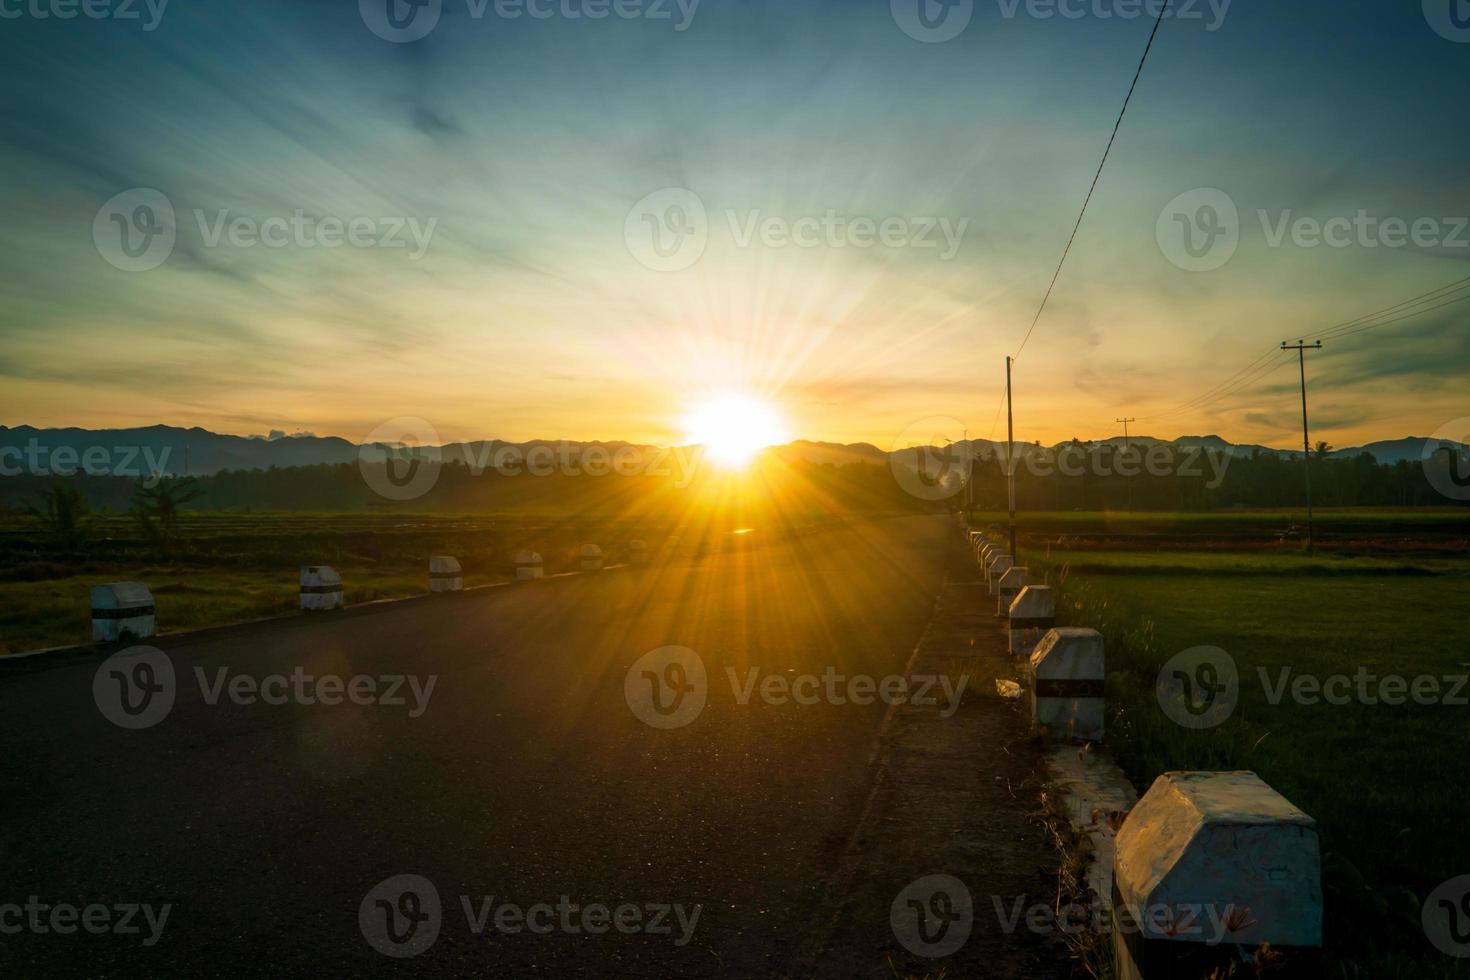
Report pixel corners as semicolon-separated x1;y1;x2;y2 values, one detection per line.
794;538;1074;977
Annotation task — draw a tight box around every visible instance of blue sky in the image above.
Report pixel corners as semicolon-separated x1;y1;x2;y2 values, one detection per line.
1;0;1466;449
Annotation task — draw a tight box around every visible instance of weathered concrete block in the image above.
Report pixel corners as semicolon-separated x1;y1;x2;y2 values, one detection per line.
1029;627;1103;741
90;582;155;643
514;550;544;581
996;566;1030;614
985;554;1013;594
300;566;343;611
578;543;604;571
429;555;462;593
1113;771;1322;980
1008;585;1055;660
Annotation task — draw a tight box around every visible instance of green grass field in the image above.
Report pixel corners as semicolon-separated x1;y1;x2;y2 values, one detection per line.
972;510;1470;976
0;513;674;654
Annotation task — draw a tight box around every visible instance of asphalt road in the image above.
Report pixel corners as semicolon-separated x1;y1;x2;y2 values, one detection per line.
1;514;956;977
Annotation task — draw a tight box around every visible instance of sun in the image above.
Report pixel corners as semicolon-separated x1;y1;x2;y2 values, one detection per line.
682;394;790;469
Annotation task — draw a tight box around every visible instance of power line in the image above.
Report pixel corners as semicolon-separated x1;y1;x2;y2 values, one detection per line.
1136;274;1470;424
1012;0;1171;361
1315;275;1470;341
1136;345;1281;420
1322;292;1470;341
986;385;1008;440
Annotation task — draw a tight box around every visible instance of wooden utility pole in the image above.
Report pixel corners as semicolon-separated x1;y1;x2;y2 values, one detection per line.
963;428;972;520
1281;341;1323;551
1006;356;1017;561
1116;416;1136;513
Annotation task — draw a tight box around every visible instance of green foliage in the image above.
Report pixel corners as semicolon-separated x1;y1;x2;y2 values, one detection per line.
130;476;204;557
1027;542;1470;975
23;482;91;554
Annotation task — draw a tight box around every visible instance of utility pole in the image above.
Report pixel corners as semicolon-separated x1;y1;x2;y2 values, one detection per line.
962;428;972;520
1281;340;1323;551
1115;416;1136;514
1006;356;1017;561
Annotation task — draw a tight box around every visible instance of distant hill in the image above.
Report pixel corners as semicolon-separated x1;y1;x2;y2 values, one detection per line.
768;440;887;467
0;423;1465;477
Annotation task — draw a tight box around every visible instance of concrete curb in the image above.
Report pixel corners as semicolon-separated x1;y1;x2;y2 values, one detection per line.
1044;746;1138;915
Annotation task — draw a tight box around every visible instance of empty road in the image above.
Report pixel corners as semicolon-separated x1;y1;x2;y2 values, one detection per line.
0;514;998;977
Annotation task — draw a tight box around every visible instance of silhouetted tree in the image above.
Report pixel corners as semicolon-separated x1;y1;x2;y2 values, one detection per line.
132;476;203;557
25;482;91;554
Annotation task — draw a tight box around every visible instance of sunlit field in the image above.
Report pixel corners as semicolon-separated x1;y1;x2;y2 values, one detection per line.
0;514;667;654
975;510;1470;976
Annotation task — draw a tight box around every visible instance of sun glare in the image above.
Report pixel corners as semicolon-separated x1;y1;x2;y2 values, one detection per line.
683;395;790;469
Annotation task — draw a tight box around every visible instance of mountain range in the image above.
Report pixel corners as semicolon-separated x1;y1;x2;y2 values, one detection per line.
0;424;1464;478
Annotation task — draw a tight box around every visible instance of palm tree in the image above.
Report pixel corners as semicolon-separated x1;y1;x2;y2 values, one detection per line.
132;476;204;557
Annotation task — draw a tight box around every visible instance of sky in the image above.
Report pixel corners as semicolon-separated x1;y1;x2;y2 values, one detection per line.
1;0;1467;452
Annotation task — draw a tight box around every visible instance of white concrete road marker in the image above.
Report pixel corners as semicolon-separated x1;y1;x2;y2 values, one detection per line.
1028;627;1104;741
985;554;1013;594
299;566;343;611
429;556;462;593
1007;585;1055;660
995;566;1030;615
514;550;544;581
1113;771;1322;980
90;582;155;643
578;543;604;572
